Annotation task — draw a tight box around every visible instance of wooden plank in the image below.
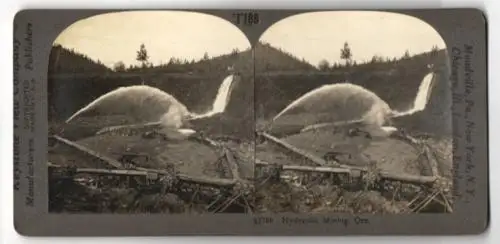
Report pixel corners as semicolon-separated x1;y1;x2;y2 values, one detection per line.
259;132;331;166
224;148;242;181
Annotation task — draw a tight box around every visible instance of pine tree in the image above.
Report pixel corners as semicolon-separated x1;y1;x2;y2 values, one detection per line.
136;43;149;68
340;42;353;66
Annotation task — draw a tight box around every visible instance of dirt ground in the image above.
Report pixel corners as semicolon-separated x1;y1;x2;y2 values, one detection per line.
48;120;453;214
253;130;453;214
262;129;453;177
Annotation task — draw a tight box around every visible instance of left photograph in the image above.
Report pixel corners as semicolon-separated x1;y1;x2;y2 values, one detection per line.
47;11;255;214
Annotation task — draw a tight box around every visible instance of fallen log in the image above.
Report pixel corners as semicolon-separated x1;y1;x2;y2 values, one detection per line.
48;163;237;188
378;171;436;185
423;144;440;177
255;159;351;174
176;173;236;188
255;159;437;185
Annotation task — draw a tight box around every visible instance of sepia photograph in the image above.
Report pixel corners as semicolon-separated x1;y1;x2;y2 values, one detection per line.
46;10;454;216
253;11;453;214
47;11;255;214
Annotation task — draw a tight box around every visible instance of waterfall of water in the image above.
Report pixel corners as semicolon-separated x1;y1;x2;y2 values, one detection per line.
392;72;434;117
191;74;235;119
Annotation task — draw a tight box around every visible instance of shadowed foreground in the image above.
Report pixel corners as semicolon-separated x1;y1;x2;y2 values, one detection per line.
48;116;452;214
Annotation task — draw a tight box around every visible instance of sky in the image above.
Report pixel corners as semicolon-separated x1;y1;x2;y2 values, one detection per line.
53;11;251;68
54;11;447;68
259;11;447;66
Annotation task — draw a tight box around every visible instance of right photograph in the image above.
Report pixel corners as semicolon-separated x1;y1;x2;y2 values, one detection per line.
253;11;453;214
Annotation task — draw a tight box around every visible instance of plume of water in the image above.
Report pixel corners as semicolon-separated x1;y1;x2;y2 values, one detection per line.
270;83;392;132
64;74;239;140
65;85;189;124
268;71;436;138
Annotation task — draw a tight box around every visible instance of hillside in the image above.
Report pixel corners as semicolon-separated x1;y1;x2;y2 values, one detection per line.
254;47;448;120
48;41;318;76
47;45;253;121
126;47;254;76
254;42;318;72
48;44;449;137
48;45;113;73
